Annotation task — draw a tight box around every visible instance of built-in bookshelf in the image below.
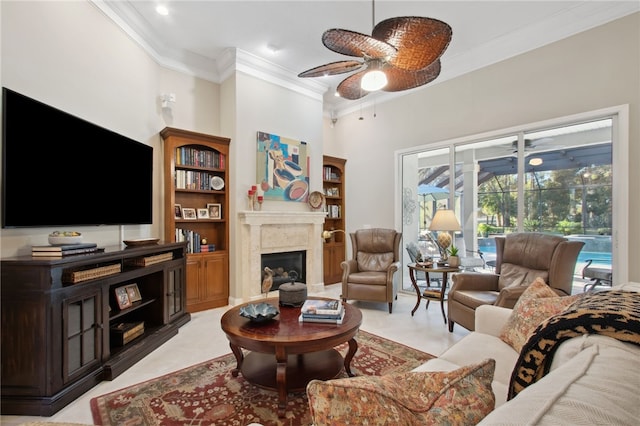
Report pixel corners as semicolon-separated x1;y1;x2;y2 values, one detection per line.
322;156;346;284
161;127;230;312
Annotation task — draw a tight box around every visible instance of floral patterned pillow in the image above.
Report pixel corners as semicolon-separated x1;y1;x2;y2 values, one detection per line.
499;277;581;352
307;359;495;425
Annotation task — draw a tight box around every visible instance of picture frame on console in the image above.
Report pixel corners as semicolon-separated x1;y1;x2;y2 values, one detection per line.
115;286;132;310
125;283;142;303
182;208;196;220
207;203;221;219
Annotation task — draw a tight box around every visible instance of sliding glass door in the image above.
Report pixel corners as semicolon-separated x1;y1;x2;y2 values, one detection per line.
400;111;623;294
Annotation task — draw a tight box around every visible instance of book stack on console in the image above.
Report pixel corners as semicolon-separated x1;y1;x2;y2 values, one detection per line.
299;298;345;324
200;244;216;252
32;243;101;257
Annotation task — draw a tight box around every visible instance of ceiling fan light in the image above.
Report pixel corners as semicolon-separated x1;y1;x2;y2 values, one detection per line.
529;157;543;166
361;69;387;91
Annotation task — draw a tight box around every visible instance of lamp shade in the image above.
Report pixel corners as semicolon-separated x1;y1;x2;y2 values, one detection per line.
429;209;461;232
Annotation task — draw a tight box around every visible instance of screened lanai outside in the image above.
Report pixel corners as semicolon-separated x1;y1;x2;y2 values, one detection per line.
400;117;614;294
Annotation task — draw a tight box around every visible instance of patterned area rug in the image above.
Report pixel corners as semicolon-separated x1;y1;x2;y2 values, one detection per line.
90;330;434;426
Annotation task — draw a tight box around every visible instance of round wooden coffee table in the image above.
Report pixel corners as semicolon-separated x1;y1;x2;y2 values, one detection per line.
220;297;362;417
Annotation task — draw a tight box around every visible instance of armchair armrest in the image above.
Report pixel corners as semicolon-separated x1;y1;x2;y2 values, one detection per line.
494;285;528;308
340;259;358;280
386;261;400;281
449;272;500;293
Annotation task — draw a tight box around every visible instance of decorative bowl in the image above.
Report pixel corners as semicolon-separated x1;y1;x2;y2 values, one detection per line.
239;303;279;323
123;238;160;247
48;233;83;245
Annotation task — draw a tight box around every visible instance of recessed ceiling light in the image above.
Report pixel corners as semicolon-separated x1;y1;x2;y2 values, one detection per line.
156;5;169;16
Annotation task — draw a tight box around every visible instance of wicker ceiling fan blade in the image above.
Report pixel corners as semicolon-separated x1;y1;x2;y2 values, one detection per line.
373;17;452;71
382;60;441;92
298;60;364;78
336;71;370;100
322;29;397;59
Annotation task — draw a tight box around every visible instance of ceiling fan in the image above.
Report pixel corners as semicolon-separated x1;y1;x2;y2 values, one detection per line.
507;138;558;155
297;2;452;100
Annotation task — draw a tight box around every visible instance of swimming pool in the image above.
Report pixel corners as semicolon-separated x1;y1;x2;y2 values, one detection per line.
477;236;612;266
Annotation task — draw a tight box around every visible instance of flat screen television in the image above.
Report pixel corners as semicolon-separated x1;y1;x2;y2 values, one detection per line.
2;87;153;228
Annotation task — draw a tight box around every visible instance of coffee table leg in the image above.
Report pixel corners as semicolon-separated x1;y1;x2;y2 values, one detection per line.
344;338;358;377
229;343;244;377
275;347;287;417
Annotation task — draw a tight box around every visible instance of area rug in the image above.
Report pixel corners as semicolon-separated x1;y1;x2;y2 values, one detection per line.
90;330;434;426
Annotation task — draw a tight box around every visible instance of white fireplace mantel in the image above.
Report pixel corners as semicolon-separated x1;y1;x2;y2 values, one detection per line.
237;211;326;301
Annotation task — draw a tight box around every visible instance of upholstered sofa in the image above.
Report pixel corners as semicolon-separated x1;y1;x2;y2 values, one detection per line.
307;281;640;425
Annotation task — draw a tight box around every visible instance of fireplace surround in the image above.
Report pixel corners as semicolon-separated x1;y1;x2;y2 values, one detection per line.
238;211;326;301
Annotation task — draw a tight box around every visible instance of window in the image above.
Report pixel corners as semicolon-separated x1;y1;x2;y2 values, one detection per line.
399;107;628;293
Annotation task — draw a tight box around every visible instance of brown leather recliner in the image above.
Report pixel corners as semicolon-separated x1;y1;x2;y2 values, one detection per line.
447;232;584;332
341;228;402;313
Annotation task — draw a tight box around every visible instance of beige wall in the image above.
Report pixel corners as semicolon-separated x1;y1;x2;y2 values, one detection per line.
324;13;639;282
1;2;638;282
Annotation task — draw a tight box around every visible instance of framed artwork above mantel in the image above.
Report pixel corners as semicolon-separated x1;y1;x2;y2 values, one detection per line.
256;131;309;202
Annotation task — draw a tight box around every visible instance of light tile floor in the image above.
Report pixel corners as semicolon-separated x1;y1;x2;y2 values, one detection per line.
2;281;591;425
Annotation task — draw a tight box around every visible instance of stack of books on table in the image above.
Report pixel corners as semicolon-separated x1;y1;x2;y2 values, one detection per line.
31;243;101;257
299;298;345;324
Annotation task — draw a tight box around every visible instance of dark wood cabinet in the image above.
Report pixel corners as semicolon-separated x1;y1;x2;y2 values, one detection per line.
161;127;230;312
323;155;346;284
0;242;189;416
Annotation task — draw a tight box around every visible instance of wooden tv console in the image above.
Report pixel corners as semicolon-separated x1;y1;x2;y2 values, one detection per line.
0;241;190;416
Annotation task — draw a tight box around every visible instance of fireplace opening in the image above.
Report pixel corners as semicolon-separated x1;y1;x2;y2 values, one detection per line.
261;250;306;292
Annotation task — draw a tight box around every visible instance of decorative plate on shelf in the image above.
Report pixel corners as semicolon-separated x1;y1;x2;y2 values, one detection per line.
308;191;325;210
123;238;160;247
210;176;225;190
239;303;279;323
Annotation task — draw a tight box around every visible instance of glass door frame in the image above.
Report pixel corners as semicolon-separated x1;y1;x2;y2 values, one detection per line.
395;105;629;288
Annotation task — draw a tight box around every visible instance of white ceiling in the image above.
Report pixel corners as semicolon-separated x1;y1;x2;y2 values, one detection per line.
96;1;639;117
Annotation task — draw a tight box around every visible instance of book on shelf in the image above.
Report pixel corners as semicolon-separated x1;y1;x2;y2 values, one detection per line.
301;298;343;316
200;244;216;252
32;243;98;252
32;247;103;257
299;309;346;324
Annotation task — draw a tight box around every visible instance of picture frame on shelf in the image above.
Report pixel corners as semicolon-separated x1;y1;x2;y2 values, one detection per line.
115;286;132;310
197;208;209;219
207;203;222;219
125;283;142;303
174;204;182;219
182;208;197;220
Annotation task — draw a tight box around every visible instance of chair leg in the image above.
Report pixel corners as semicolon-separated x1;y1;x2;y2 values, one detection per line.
388;302;393;314
448;320;454;332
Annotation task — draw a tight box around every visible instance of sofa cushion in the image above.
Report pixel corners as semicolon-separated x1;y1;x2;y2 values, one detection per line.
307;359;496;425
499;277;580;352
415;332;517;405
479;342;640;425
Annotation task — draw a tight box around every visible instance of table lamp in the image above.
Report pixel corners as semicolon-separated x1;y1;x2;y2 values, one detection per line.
428;209;461;260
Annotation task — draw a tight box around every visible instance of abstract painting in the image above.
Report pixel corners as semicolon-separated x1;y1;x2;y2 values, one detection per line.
257;131;309;202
